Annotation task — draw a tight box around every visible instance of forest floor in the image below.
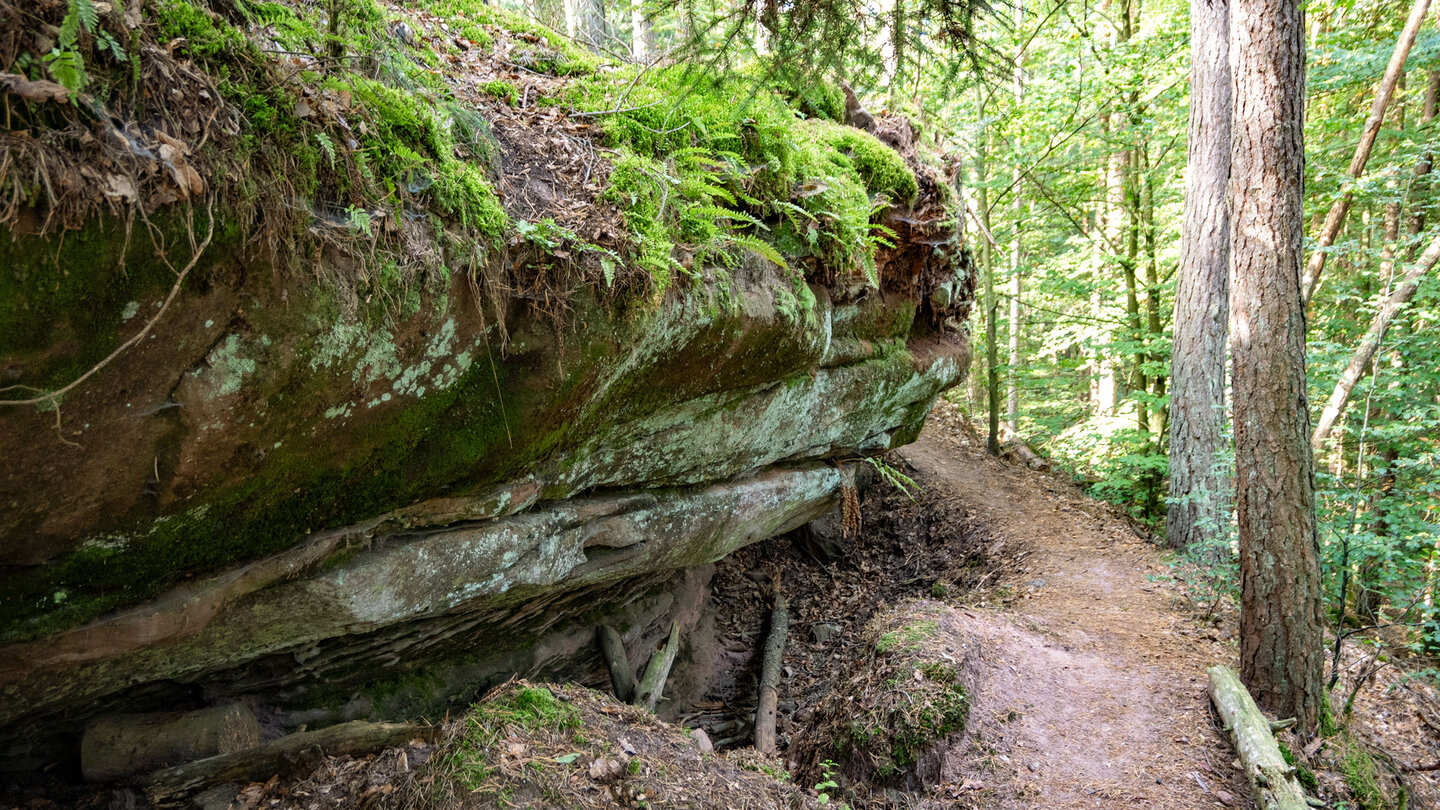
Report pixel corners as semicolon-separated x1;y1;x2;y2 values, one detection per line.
906;402;1256;809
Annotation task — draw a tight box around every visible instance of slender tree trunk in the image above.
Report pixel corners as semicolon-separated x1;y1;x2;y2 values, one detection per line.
1410;70;1440;246
575;0;609;48
891;0;906;103
1007;0;1026;435
1093;0;1129;417
1167;0;1231;551
1141;154;1164;440
976;132;1001;456
1140;148;1165;518
1299;0;1432;304
1124;150;1146;419
1230;0;1325;732
630;0;653;61
1312;230;1440;448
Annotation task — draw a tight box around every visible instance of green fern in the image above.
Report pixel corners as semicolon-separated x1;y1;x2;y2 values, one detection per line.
315;132;338;168
773;200;818;225
685;204;763;231
679;176;738;205
866;456;921;502
43;49;88;98
729;233;789;272
45;0;107;100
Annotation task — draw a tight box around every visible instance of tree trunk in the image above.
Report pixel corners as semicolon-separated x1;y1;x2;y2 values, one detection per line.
575;0;609;49
630;0;653;61
563;0;578;38
1299;0;1432;304
1166;0;1231;552
597;624;636;703
145;722;431;806
890;0;906;103
1312;229;1440;448
1007;0;1025;435
1409;69;1440;249
977;150;1001;456
1229;0;1325;732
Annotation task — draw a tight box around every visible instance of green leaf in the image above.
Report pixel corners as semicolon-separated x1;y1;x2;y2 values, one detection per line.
42;48;87;100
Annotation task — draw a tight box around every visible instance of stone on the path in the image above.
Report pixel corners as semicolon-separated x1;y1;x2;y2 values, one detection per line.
690;728;714;753
810;622;840;644
81;705;260;782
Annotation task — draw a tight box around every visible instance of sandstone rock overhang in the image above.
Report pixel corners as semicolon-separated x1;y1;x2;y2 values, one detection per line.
0;0;973;765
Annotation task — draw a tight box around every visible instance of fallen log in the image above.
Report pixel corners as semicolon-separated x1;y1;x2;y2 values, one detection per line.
82;704;260;782
597;624;636;703
634;621;680;712
998;424;1047;469
1207;665;1310;810
754;589;790;755
144;720;431;807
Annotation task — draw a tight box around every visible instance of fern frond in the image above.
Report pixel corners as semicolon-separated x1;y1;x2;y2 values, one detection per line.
74;0;98;33
729;233;790;272
678;176;738;205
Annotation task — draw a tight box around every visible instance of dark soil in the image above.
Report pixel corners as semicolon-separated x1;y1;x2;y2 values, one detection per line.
668;456;1000;777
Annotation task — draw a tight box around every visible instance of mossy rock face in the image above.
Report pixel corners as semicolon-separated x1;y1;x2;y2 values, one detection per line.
0;248;968;759
0;0;972;766
811;600;978;790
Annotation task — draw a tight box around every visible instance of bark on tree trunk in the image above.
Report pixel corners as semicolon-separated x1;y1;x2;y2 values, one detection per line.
634;621;680;712
1312;229;1440;448
1166;0;1231;552
576;0;609;49
1229;0;1326;732
1409;69;1440;250
630;0;653;61
976;131;1001;456
1007;0;1025;435
1299;0;1432;304
597;624;636;703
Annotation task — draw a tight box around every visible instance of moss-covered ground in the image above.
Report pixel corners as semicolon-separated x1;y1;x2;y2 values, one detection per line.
419;681;814;808
813;600;970;784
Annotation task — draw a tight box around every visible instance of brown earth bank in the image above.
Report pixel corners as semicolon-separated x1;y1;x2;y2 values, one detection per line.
6;399;1439;808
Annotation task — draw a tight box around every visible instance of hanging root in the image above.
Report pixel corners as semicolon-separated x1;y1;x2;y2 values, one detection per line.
0;197;217;444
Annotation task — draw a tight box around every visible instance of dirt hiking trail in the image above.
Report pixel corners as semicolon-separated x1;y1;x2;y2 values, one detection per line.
905;408;1255;809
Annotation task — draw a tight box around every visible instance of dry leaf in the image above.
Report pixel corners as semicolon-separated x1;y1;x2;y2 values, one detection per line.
0;73;70;103
102;174;138;203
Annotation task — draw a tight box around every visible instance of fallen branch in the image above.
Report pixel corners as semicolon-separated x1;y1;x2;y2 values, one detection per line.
144;720;431;806
753;586;790;755
597;623;636;703
633;621;680;712
1207;666;1310;810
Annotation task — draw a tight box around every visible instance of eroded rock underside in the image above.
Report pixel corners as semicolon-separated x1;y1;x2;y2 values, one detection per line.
0;0;972;767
